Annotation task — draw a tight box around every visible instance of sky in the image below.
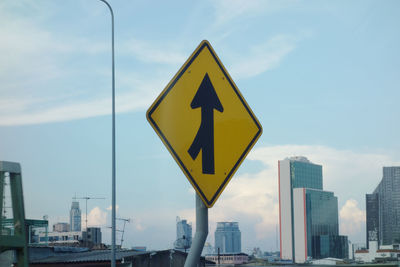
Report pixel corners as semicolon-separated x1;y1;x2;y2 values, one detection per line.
1;0;400;253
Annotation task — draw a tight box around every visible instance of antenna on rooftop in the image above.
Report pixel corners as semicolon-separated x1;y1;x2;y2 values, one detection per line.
73;195;106;231
116;217;130;247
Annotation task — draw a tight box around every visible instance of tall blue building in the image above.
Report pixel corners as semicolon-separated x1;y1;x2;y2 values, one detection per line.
279;156;348;263
214;222;241;253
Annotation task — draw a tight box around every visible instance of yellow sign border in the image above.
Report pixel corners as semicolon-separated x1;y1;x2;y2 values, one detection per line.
146;40;262;208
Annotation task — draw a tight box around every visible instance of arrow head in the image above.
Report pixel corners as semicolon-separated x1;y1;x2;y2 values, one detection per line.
191;73;224;112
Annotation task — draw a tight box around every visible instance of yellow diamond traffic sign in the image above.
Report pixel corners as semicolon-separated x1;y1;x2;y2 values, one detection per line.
146;40;262;208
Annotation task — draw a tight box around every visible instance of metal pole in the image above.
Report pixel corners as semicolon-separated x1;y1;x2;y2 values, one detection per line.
184;194;208;267
97;1;116;266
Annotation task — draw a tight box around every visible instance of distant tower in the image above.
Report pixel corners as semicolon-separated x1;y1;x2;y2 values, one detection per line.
70;201;81;232
214;222;241;253
175;216;192;250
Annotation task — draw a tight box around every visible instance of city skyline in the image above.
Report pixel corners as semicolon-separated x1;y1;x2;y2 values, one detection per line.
1;0;400;252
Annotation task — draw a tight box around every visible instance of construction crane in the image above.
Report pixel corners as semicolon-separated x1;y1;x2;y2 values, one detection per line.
116;217;130;247
73;195;105;231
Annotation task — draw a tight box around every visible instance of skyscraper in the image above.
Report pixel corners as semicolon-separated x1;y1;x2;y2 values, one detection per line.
175;217;192;250
279;156;348;263
366;193;379;248
366;166;400;246
214;222;241;253
83;227;102;246
70;201;81;232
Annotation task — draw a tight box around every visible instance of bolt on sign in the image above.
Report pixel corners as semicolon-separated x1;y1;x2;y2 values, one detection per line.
147;40;262;208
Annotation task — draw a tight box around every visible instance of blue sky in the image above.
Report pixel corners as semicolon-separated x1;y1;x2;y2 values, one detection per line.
1;0;400;252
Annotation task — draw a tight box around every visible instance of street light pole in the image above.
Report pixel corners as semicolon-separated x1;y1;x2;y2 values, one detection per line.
97;1;116;266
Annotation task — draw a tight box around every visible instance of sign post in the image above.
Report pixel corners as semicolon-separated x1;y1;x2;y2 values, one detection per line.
147;40;262;265
184;193;208;267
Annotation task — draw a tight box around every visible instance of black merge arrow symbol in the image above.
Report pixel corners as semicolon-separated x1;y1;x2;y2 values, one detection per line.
188;73;224;174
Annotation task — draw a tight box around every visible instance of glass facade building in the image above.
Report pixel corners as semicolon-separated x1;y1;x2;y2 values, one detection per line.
366;193;379;248
367;166;400;246
312;235;348;259
70;201;81;232
279;156;348;263
305;189;340;257
214;222;241;253
291;158;323;190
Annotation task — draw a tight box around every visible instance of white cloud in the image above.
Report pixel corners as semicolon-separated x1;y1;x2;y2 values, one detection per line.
0;31;301;125
230;33;307;79
0;30;302;126
0;4;126;126
0;14;61;91
87;206;107;227
0;4;176;126
0;7;107;90
0;1;304;126
249;145;400;209
211;0;265;26
340;199;366;236
209;0;300;28
0;75;164;126
106;205;119;211
0;16;171;126
177;145;399;246
177;169;279;248
115;209;179;250
123;39;186;65
132;218;146;232
98;145;399;249
205;0;307;80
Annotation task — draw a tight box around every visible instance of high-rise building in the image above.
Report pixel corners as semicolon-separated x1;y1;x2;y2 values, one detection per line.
83;227;102;245
366;166;400;246
70;201;81;232
214;222;241;254
366;193;379;248
175;217;192;250
279;156;348;263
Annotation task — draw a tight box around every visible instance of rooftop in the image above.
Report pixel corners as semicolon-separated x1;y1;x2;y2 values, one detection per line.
287;156;311;163
29;247;197;265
